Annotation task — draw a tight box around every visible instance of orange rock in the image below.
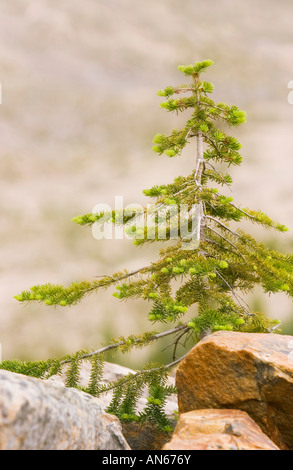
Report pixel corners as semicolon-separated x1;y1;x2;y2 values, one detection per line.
163;409;279;450
176;331;293;450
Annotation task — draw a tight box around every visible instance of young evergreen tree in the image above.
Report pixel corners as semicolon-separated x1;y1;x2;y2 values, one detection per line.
2;60;293;430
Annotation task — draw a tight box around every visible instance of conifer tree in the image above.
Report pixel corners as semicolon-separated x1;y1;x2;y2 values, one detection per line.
2;60;293;429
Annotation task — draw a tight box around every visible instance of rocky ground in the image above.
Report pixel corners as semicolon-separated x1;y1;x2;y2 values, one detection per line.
0;0;293;366
1;331;293;450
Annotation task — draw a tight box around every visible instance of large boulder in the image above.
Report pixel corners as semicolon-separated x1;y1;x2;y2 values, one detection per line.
176;331;293;450
163;409;279;450
0;369;130;450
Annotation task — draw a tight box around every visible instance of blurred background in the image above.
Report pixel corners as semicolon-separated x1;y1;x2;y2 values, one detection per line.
0;0;293;368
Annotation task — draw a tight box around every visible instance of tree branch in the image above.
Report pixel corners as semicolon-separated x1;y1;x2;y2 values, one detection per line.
60;324;190;365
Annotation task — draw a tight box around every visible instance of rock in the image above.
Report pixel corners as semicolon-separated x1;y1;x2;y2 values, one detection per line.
121;421;173;451
0;369;130;450
49;360;178;450
162;409;279;450
176;331;293;450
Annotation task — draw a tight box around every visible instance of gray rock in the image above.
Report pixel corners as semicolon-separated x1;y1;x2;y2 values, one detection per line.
0;369;130;450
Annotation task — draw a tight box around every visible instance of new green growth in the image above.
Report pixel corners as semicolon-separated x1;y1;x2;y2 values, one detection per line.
2;60;292;430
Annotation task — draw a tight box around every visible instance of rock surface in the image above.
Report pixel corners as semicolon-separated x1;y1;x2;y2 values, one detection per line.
0;369;130;450
163;409;279;450
176;331;293;450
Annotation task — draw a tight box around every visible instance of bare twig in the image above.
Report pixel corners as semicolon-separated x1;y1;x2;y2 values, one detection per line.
172;327;192;361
